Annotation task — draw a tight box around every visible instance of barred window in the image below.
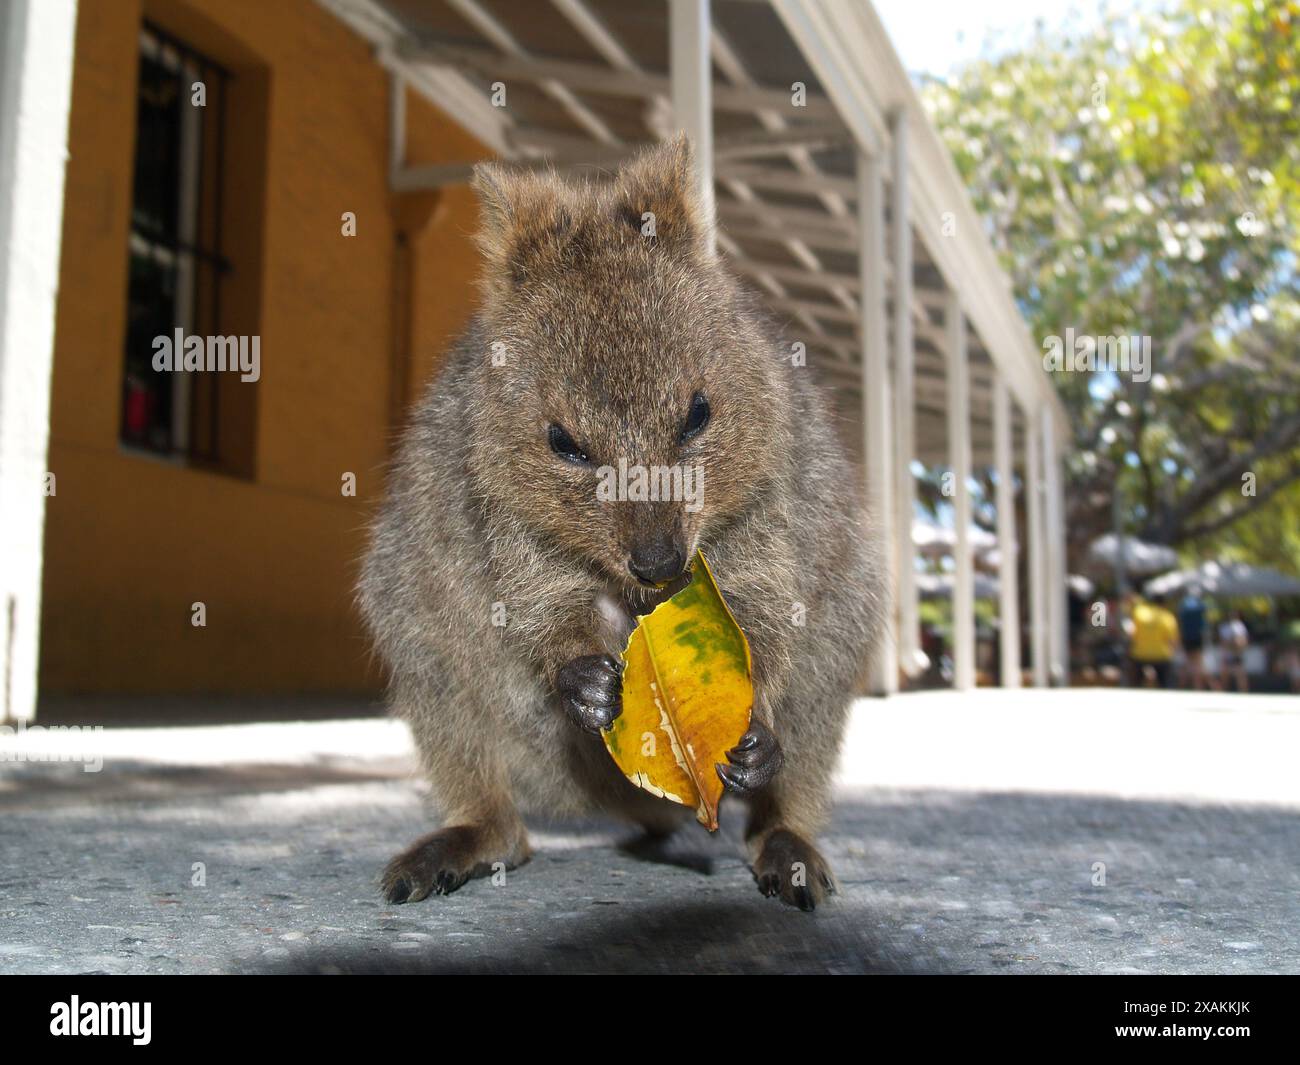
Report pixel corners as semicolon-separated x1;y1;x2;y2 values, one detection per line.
121;22;230;462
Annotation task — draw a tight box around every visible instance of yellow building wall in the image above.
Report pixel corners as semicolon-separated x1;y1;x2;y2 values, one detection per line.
41;0;488;696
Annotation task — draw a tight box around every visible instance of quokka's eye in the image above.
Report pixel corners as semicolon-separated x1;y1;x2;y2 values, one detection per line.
548;423;590;465
681;392;710;442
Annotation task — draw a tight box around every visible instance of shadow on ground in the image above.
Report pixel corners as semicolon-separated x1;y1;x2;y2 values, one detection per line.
250;898;923;975
3;750;1298;974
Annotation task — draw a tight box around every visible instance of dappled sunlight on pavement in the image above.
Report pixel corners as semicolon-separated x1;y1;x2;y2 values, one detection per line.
1;690;1297;974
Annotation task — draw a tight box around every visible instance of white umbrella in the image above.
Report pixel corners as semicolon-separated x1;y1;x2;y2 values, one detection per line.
1145;561;1300;599
1088;533;1178;575
917;571;1000;600
1068;573;1096;597
913;519;997;557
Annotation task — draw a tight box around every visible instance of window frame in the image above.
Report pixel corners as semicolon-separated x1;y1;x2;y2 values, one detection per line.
121;21;233;466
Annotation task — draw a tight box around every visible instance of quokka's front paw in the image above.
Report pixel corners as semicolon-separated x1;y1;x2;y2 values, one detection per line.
556;653;622;734
715;718;784;794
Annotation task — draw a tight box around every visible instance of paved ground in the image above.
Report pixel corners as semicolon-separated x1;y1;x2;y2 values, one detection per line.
2;689;1298;974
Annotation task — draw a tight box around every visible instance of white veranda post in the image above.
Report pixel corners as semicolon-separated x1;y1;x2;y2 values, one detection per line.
1042;412;1068;684
946;292;975;691
1026;411;1049;687
858;149;897;693
669;0;715;250
994;376;1021;687
0;0;78;724
890;110;918;678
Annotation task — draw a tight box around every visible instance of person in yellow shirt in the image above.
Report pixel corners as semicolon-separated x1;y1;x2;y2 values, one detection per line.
1127;594;1180;688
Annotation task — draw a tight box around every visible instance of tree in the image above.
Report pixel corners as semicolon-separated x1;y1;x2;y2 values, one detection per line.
921;0;1300;570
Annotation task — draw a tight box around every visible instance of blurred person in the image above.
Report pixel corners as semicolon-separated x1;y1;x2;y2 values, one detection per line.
1127;594;1179;689
1279;621;1300;694
919;622;944;687
1202;642;1222;691
1218;610;1250;693
1279;643;1300;694
1177;586;1208;689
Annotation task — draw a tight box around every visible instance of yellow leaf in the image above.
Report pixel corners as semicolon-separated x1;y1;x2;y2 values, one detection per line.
603;550;753;831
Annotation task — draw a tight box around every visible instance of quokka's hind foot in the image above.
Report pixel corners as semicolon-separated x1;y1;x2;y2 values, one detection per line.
631;804;692;841
751;828;837;912
381;823;530;903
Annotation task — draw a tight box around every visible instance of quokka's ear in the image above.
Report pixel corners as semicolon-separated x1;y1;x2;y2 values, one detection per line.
470;160;518;237
471;161;575;296
613;134;713;259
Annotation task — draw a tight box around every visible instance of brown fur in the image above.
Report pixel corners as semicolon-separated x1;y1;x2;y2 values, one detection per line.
358;137;884;909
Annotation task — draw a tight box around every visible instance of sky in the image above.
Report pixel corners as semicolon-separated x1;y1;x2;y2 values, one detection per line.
872;0;1136;77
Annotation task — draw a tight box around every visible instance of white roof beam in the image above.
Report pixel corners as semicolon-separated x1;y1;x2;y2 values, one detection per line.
771;0;1068;439
316;0;510;154
395;39;841;119
710;28;855;313
545;0;800;319
444;0;618;145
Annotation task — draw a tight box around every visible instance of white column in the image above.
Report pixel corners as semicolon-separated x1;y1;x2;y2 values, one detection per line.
669;0;714;249
0;0;77;724
993;377;1021;688
889;110;918;679
945;292;974;691
1025;410;1049;687
1056;443;1070;684
1042;412;1068;685
858;150;897;694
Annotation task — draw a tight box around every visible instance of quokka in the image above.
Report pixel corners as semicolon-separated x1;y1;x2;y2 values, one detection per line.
358;137;883;910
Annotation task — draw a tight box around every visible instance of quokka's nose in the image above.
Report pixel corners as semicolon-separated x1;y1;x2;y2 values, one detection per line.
628;542;687;585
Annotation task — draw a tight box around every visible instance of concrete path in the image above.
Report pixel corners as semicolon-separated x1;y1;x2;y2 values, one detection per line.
2;689;1297;974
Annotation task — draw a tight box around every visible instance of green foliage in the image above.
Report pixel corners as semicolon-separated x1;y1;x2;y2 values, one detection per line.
921;0;1300;569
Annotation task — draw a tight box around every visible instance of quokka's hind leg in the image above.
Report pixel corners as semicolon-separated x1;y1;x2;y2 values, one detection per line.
561;745;686;843
611;786;710;873
742;739;841;912
382;821;530;903
621;795;692;844
382;681;531;904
